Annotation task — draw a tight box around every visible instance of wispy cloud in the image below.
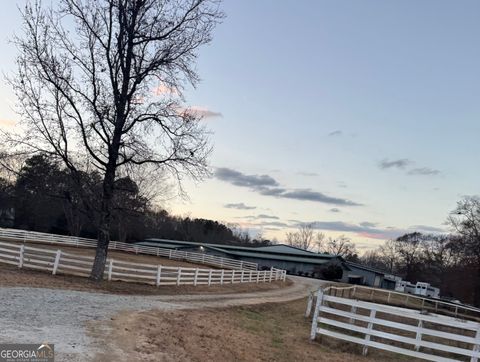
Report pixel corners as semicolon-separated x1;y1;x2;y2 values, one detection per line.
297;171;319;177
410;225;445;233
328;130;343;136
407;167;441;176
0;119;16;129
258;221;290;228
379;158;441;177
256;214;279;220
298;220;446;240
186;106;222;119
153;84;179;96
329;208;341;213
278;189;361;206
224;202;256;210
379;158;411;170
360;221;377;228
214;167;362;206
216;168;279;188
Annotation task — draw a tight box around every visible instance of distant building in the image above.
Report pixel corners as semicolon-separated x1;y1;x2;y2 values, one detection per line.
342;261;400;290
137;238;401;288
138;239;344;278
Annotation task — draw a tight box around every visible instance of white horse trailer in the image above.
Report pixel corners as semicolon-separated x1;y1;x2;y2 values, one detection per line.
415;282;440;298
395;280;415;294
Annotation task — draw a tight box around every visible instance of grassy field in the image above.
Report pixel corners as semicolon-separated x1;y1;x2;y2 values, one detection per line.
0;249;291;296
3;240;213;269
92;297;411;362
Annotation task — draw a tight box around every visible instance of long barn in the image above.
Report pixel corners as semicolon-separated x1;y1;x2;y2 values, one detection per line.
136;238;401;289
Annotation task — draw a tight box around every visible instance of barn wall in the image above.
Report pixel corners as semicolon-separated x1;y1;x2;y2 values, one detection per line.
342;265;384;287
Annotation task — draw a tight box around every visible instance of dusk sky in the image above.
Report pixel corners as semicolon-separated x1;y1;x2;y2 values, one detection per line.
1;1;479;250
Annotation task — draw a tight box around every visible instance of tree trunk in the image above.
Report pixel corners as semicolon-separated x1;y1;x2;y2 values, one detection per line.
90;167;116;281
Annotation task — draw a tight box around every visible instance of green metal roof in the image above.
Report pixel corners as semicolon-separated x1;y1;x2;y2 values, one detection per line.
138;238;340;264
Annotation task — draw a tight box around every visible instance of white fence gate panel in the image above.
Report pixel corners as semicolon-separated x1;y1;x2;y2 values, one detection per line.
310;288;480;362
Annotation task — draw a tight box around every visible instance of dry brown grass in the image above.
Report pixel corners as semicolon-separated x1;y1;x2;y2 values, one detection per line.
318;300;474;361
0;263;292;295
92;297;407;362
8;240;213;269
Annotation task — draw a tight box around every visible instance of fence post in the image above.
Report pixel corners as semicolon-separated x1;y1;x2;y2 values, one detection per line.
156;265;162;287
305;292;314;318
18;244;25;268
52;249;62;275
362;309;376;356
113;241;117;250
169;250;172;259
220;269;224;285
241;270;244;283
310;289;324;340
269;267;273;282
472;327;480;362
414;320;423;352
108;259;113;281
349;305;357;324
232;270;235;283
240;261;244;269
256;271;260;283
156;248;159;257
249;270;252;282
177;268;182;285
202;254;205;264
387;291;391;304
263;271;266;282
194;268;199;286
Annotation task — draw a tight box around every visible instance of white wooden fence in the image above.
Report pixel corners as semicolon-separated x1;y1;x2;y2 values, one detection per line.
306;284;480;323
310;288;480;362
0;241;286;286
0;227;258;271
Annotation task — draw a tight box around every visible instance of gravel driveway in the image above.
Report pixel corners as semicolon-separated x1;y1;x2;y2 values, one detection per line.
0;276;324;361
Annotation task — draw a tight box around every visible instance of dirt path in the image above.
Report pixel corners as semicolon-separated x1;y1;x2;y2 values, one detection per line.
0;276;325;362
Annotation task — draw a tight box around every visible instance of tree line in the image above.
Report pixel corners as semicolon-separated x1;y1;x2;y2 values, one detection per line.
360;197;480;307
0;154;269;247
285;198;480;307
1;0;224;279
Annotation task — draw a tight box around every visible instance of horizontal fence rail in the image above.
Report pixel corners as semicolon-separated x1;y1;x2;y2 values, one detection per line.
310;287;480;362
307;285;480;323
0;241;286;287
0;227;258;271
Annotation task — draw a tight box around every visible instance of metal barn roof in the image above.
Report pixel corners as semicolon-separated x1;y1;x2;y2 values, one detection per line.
137;238;341;264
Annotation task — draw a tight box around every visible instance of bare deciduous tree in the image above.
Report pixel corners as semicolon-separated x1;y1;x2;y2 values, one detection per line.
379;239;397;273
325;235;358;260
447;196;480;305
285;223;322;251
4;0;223;280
